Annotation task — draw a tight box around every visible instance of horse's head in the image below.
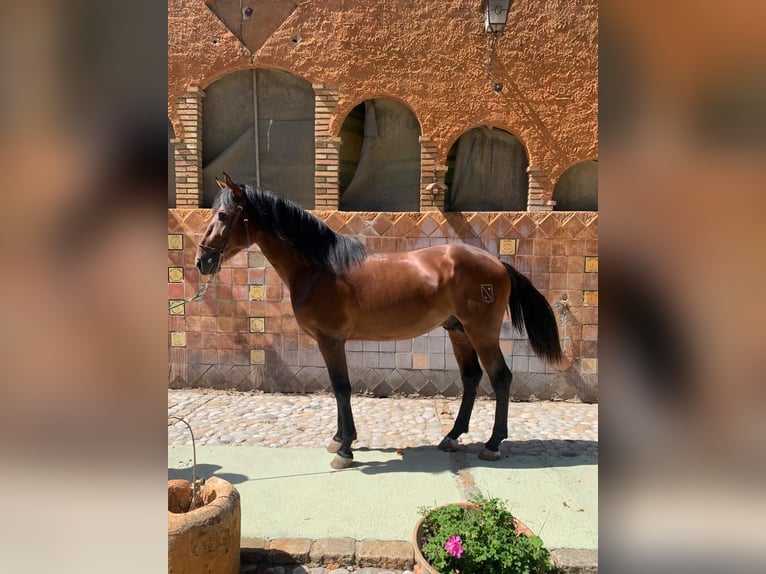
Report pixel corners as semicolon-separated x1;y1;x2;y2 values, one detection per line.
195;173;250;275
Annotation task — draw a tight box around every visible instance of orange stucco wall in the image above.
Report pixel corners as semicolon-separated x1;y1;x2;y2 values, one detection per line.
169;0;598;190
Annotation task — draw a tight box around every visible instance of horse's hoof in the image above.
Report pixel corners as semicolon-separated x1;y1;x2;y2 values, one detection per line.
327;440;342;454
478;448;502;461
438;437;464;452
330;454;354;469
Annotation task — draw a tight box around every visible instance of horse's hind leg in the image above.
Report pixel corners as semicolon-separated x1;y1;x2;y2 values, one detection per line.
438;325;483;452
316;336;357;469
472;343;512;461
327;411;343;454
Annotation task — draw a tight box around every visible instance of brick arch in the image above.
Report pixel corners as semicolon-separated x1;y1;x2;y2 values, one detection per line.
444;125;530;212
444;123;532;167
168;63;316;136
330;93;423;139
549;154;599;184
336;97;422;212
201;68;316;207
552;159;598;211
198;63;315;92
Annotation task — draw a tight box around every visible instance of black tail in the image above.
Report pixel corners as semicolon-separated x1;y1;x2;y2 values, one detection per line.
504;263;562;363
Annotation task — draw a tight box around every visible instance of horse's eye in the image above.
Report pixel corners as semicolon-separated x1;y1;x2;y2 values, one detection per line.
217;212;227;222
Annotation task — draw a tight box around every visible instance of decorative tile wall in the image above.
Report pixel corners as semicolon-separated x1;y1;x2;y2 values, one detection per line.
168;210;598;401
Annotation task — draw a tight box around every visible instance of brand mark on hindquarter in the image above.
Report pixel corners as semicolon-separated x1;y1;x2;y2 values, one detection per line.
480;284;494;303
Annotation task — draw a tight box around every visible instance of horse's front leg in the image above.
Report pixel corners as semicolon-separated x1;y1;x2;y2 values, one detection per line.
317;335;357;469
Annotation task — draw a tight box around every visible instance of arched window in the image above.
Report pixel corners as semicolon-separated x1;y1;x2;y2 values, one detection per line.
445;126;528;211
339;98;420;211
168;118;176;208
553;160;598;211
202;69;315;207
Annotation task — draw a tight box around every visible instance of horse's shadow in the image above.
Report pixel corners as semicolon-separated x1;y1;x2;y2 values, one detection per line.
353;439;597;475
167;442;596;485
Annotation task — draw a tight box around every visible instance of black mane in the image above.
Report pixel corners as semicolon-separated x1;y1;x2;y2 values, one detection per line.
218;185;367;274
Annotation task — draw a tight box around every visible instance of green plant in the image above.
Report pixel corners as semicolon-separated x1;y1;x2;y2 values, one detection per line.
417;495;552;574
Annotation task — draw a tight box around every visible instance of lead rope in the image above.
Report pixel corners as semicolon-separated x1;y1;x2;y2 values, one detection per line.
168;213;247;312
167;258;221;311
168;416;199;511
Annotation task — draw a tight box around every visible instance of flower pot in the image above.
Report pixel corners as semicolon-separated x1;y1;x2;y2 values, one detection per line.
412;502;534;574
168;476;241;574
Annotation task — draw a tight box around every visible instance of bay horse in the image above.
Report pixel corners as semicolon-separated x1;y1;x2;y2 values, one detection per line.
196;173;561;469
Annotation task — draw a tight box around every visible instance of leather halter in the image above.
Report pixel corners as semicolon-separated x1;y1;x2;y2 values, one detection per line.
198;203;245;255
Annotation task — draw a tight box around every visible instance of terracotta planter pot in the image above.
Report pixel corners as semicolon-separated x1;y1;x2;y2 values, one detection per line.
168;477;241;574
411;502;533;574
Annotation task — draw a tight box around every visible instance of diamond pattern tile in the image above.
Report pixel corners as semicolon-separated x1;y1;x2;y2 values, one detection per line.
168;212;184;231
563;214;585;238
388;214;416;237
467;213;489;236
487;214;512;238
443;382;463;397
419;380;439;396
417;214;440;237
384;369;407;392
538;213;561;238
324;212;346;232
343;214;367;236
406;371;427;393
398;379;417;395
183;211;208;233
370;213;394;235
443;214;472;238
204;366;227;389
512;214;535;238
579;217;598;239
234;376;254;392
371;380;393;397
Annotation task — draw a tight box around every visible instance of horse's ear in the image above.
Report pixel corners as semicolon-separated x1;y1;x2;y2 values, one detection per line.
222;172;244;200
216;178;226;190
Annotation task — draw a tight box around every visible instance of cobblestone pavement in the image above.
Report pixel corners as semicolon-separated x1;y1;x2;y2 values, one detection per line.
168;389;598;457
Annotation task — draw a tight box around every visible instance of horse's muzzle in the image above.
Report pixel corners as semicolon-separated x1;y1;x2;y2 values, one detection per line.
196;254;220;275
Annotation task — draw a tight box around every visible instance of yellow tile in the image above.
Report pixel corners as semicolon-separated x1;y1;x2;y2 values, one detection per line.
169;300;185;315
249;317;265;333
583;290;598;306
584;256;598;273
168;234;183;250
168;267;184;283
581;358;598;374
499;238;517;255
412;353;429;369
170;332;187;347
250;350;266;365
217;317;234;332
249;285;264;301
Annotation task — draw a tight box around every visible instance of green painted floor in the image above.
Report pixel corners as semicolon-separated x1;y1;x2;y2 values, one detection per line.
168;445;597;549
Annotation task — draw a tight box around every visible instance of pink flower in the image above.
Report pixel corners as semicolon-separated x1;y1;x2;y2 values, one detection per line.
444;535;464;558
